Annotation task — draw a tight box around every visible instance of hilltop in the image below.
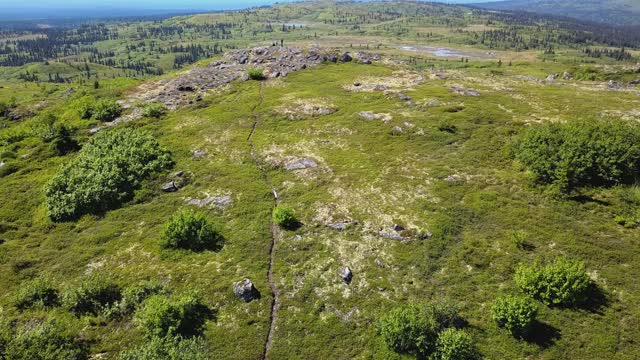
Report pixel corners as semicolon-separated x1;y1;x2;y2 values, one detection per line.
475;0;640;26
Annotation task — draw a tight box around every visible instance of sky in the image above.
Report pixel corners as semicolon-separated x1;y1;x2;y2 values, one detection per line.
0;0;500;20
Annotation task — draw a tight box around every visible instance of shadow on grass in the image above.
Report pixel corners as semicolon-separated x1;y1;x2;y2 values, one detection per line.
281;220;303;231
575;284;609;314
523;321;561;348
568;194;610;206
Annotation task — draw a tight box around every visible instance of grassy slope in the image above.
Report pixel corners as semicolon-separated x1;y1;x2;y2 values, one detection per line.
3;57;639;358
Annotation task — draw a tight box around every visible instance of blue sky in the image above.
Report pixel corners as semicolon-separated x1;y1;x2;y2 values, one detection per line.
2;0;497;11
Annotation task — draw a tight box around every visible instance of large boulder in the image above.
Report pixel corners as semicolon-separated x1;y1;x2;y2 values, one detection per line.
339;53;352;62
233;279;259;302
161;181;178;192
338;266;353;284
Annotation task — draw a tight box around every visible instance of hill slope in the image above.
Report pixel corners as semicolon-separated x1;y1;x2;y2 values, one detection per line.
475;0;640;26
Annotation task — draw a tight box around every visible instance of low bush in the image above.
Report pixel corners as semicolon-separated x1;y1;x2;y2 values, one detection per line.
62;277;121;315
14;278;59;310
44;128;172;221
515;258;591;306
247;68;265;80
514;120;640;193
161;210;222;251
142;103;166;118
378;303;461;356
134;293;210;338
119;335;205;360
491;295;537;337
433;328;477;360
93;100;123;122
272;206;297;229
106;280;168;319
3;321;86;360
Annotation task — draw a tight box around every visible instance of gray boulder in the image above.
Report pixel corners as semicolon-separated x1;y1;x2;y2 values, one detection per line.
233;279;259;302
339;53;352;62
285;158;317;171
339;267;353;284
161;181;178;192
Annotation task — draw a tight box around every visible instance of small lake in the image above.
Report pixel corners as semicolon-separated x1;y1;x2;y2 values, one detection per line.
397;45;496;60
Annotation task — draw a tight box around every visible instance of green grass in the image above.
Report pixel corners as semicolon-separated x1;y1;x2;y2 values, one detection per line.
0;21;639;359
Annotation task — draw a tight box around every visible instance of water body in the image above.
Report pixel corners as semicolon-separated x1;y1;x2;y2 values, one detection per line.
397;45;496;60
283;23;306;27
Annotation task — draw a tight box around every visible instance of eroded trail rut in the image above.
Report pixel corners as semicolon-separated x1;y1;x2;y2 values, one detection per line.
246;83;280;360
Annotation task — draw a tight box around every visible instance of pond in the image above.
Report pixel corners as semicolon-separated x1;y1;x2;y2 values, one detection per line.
397;45;496;60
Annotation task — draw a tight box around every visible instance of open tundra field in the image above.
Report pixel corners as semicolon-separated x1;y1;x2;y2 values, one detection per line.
0;1;640;359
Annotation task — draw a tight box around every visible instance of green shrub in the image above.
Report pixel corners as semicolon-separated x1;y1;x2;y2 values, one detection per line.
14;278;59;310
62;277;121;315
76;98;95;119
272;206;297;229
134;293;210;338
247;68;265;80
514;120;640;193
142;103;166;118
161;210;222;251
491;295;537;336
4;321;86;360
119;335;205;360
106;281;168;319
433;328;477;360
511;230;529;250
378;303;460;356
515;258;591;306
44;128;172;221
0;161;19;178
93;100;122;122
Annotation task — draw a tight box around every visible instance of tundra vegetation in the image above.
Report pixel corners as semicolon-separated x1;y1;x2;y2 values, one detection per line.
0;1;639;359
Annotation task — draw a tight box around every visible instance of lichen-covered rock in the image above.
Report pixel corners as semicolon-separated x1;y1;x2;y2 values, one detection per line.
338;267;353;284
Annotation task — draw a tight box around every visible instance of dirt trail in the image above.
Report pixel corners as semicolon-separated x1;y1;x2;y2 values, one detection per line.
246;82;280;360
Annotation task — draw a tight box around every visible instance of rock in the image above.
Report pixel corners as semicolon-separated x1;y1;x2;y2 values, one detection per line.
358;111;378;120
392;126;403;134
629;79;640;86
294;235;303;241
445;174;463;182
0;161;4;169
174;170;184;177
608;80;622;89
451;87;480;97
338;266;353;284
339;53;352;62
62;88;76;98
187;195;232;208
284;158;317;171
635;64;640;73
379;229;403;240
328;54;338;63
375;259;385;268
233;279;259;302
373;85;388;91
161;181;179;192
562;71;572;80
328;223;348;231
192;150;205;158
177;84;195;92
392;224;405;232
241;74;250;81
546;73;558;82
316;107;334;116
396;93;412;101
353;82;362;87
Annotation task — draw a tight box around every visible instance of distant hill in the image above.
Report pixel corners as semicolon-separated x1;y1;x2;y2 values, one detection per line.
474;0;640;26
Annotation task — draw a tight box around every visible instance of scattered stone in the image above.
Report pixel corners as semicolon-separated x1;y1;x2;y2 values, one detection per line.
546;73;558;82
562;71;572;80
233;279;259;302
451;87;480;96
284;157;318;171
192;150;205;158
62;88;76;98
629;79;640;86
353;82;362;87
358;112;392;123
396;93;412;101
379;229;403;240
444;174;463;182
174;170;184;177
294;235;303;241
608;80;622;89
375;259;385;268
373;85;389;91
339;53;352;62
188;195;232;208
338;266;353;284
391;126;403;134
161;181;179;192
392;224;405;232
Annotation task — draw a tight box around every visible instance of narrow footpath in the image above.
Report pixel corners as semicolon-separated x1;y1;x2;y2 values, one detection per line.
246;82;280;360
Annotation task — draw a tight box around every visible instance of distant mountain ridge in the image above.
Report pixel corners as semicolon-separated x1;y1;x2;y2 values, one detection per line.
474;0;640;26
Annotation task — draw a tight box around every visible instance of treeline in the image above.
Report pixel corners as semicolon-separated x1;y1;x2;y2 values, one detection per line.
583;47;633;61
